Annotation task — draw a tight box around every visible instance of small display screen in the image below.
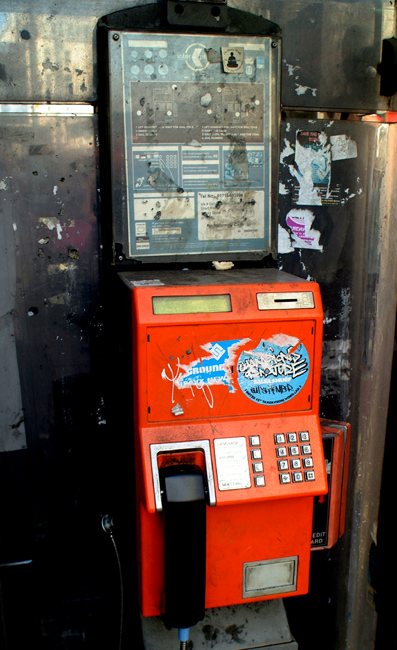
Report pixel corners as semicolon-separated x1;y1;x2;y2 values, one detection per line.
152;294;232;315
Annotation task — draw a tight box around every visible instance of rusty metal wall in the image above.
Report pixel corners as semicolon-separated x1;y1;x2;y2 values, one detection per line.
0;1;396;650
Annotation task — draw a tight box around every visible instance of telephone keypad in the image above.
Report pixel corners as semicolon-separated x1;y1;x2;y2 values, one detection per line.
274;431;315;485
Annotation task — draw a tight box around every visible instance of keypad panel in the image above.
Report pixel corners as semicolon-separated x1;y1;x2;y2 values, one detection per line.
248;431;317;489
274;431;315;485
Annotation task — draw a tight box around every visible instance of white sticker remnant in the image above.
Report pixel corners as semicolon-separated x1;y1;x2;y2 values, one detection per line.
292;131;331;206
214;437;251;491
295;84;317;97
38;217;63;239
278;224;295;254
330;135;358;161
284;209;323;252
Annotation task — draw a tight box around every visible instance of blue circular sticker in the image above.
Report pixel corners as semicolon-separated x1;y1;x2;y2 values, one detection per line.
237;335;310;405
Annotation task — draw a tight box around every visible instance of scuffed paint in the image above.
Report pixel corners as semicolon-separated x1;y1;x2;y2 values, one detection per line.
284;61;301;77
47;262;76;275
48;293;70;305
321;287;351;416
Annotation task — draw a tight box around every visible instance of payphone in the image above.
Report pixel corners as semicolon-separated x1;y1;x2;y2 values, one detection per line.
99;3;337;647
119;267;328;644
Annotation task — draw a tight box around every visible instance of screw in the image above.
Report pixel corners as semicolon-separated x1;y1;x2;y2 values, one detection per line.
271;41;278;48
113;33;120;41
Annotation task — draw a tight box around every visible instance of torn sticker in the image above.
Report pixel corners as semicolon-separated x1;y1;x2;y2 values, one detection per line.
292;131;331;206
330;135;358;161
237;335;310;406
285;208;323;251
176;338;250;392
278;224;295;254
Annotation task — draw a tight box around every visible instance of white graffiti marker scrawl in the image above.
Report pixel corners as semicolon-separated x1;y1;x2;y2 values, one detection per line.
162;338;250;408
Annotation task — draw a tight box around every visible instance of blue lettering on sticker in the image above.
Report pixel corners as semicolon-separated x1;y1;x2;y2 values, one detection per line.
237;337;310;405
177;339;248;392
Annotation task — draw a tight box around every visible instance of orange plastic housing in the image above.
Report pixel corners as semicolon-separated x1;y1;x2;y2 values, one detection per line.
121;269;328;616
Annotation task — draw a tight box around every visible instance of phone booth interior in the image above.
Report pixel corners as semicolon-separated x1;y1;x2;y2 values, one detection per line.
100;4;329;644
121;268;327;634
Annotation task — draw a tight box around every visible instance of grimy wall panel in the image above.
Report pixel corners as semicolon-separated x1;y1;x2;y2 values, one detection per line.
0;0;395;111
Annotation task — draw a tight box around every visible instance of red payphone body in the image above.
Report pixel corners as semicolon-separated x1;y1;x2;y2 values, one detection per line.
122;268;327;625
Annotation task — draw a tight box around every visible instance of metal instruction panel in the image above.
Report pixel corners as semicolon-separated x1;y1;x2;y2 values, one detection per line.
108;31;280;260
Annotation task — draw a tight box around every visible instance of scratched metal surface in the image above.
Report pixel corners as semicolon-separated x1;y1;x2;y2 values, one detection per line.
0;0;394;111
279;117;397;650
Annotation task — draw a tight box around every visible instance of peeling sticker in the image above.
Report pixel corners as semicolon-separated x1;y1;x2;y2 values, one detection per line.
237;335;310;405
330;135;357;161
162;338;250;408
281;130;360;207
285;209;323;251
292;131;331;205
